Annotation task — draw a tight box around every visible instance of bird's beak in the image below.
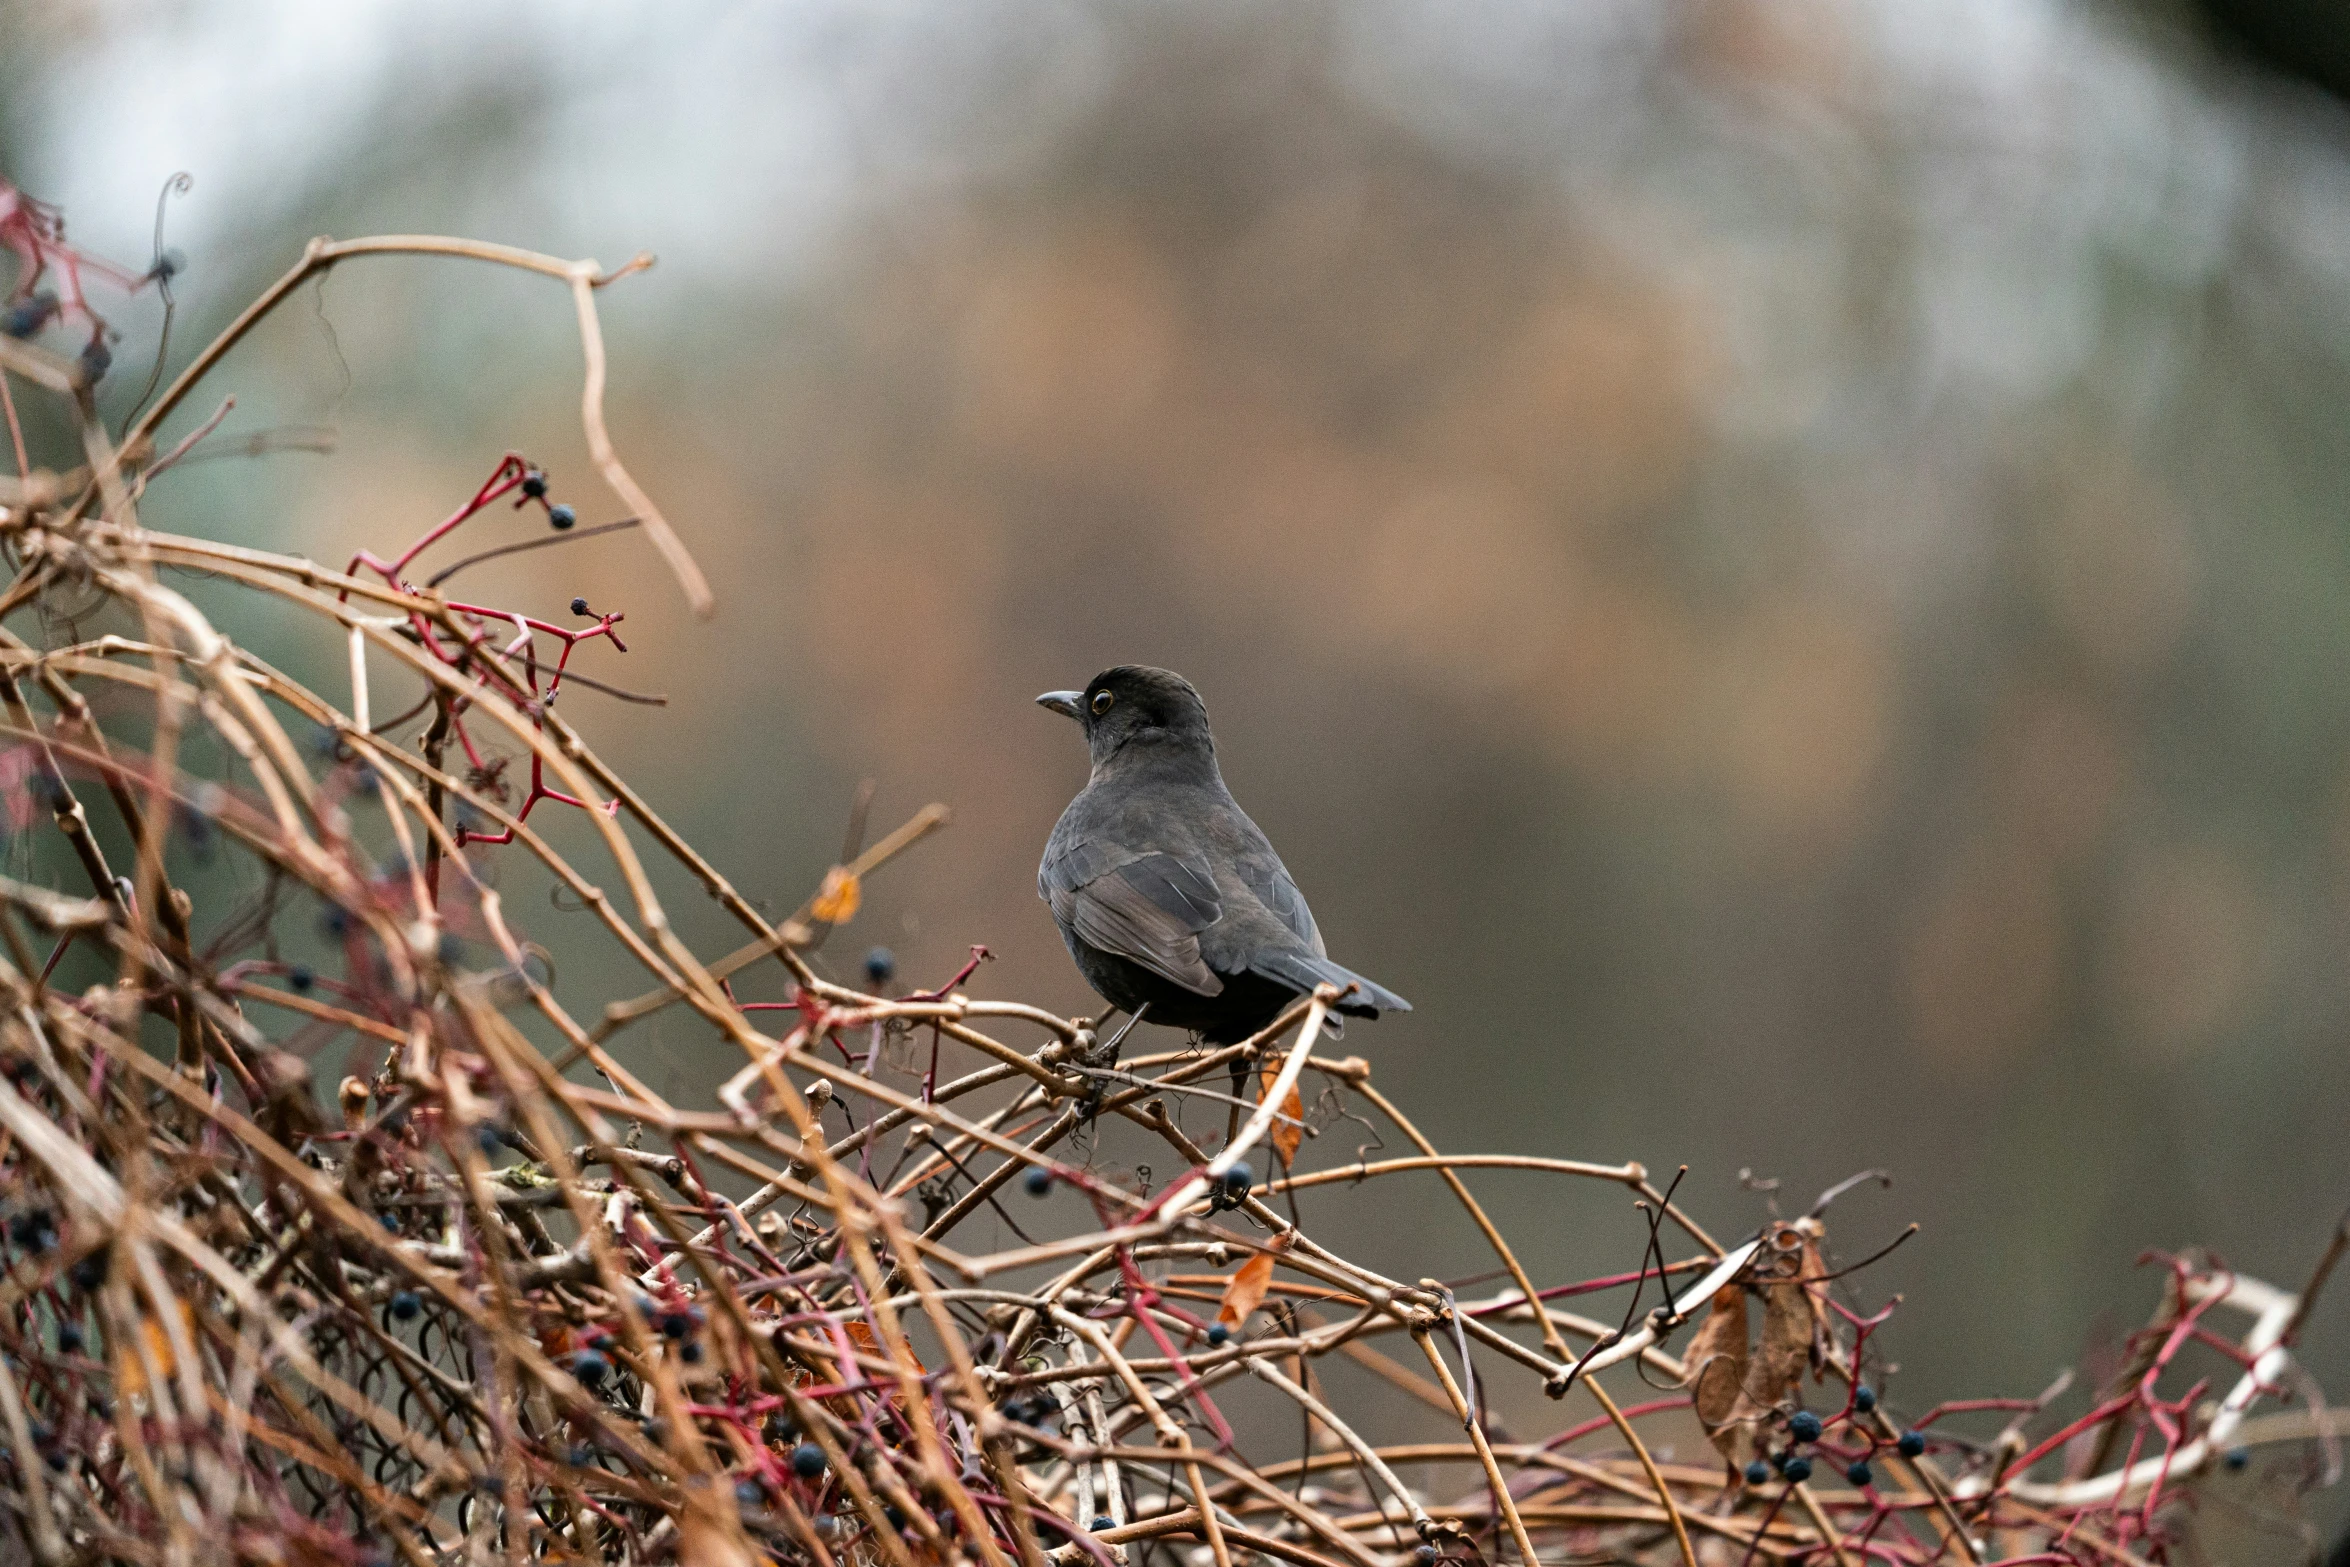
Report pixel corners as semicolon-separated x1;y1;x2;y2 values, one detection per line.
1036;690;1085;720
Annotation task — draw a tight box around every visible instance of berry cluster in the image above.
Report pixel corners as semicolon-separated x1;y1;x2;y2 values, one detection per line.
1740;1388;1929;1493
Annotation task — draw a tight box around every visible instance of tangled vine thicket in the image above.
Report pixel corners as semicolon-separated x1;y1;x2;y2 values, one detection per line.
0;198;2341;1567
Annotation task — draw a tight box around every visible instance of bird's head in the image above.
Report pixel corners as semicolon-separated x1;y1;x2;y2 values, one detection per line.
1037;666;1214;769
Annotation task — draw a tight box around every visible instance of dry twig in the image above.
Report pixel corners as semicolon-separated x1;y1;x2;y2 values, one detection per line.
0;205;2334;1567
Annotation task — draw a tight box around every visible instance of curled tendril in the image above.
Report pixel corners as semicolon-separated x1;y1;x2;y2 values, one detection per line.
122;171;195;422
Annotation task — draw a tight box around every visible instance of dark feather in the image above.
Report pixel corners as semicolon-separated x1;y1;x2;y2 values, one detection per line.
1045;849;1225;995
1038;665;1410;1042
1246;947;1411;1016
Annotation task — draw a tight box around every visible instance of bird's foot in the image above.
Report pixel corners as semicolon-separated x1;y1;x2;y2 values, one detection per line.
1095;1003;1149;1065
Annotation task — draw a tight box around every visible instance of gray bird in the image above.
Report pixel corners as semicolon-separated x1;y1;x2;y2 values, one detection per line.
1036;666;1410;1055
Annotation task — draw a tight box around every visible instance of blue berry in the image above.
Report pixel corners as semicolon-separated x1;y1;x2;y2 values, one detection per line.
548;504;577;531
389;1291;422;1321
2223;1446;2249;1471
1222;1163;1254;1200
568;1444;593;1467
570;596;591;616
1853;1385;1877;1413
56;1323;81;1353
735;1478;765;1506
790;1442;826;1479
1743;1460;1770;1485
659;1311;691;1339
572;1349;609;1387
1024;1167;1053;1197
864;947;896;985
1779;1456;1812;1483
1897;1430;1925;1458
1207;1324;1230;1346
1;293;57;338
67;1247;104;1289
288;965;315;991
679;1341;703;1364
1413;1547;1438;1567
1846;1461;1872;1487
521;471;548;500
1789;1410;1823;1443
476;1125;503;1155
1091;1516;1115;1532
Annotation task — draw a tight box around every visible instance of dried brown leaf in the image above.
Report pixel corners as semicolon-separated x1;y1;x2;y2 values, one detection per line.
841;1318;921;1372
1744;1219;1830;1413
115;1300;195;1401
809;866;861;924
1217;1234;1294;1329
1260;1064;1305;1169
1746;1281;1810;1412
1683;1284;1752;1463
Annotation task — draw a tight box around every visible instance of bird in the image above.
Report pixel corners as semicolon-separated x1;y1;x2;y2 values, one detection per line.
1035;665;1409;1066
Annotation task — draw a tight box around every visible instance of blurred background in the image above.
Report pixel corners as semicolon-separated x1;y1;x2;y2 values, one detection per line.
5;0;2350;1465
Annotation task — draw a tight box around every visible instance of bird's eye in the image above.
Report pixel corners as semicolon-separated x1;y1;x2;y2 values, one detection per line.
1089;690;1115;716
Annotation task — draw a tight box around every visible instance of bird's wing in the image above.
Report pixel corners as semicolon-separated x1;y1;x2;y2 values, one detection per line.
1231;853;1322;953
1184;825;1325;977
1043;844;1226;996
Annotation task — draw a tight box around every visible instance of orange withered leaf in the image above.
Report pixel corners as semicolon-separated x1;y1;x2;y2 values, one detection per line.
1260;1065;1305;1169
116;1300;198;1401
1217;1235;1294;1330
839;1318;921;1373
809;867;861;925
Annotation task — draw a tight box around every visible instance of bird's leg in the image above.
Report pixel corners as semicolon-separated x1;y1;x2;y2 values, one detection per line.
1079;1004;1149;1124
1097;1003;1149;1070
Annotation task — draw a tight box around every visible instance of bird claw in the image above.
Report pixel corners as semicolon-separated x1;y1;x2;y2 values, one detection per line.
1075;1005;1146;1072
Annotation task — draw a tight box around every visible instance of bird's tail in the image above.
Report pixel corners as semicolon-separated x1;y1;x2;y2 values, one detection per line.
1249;949;1411;1018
